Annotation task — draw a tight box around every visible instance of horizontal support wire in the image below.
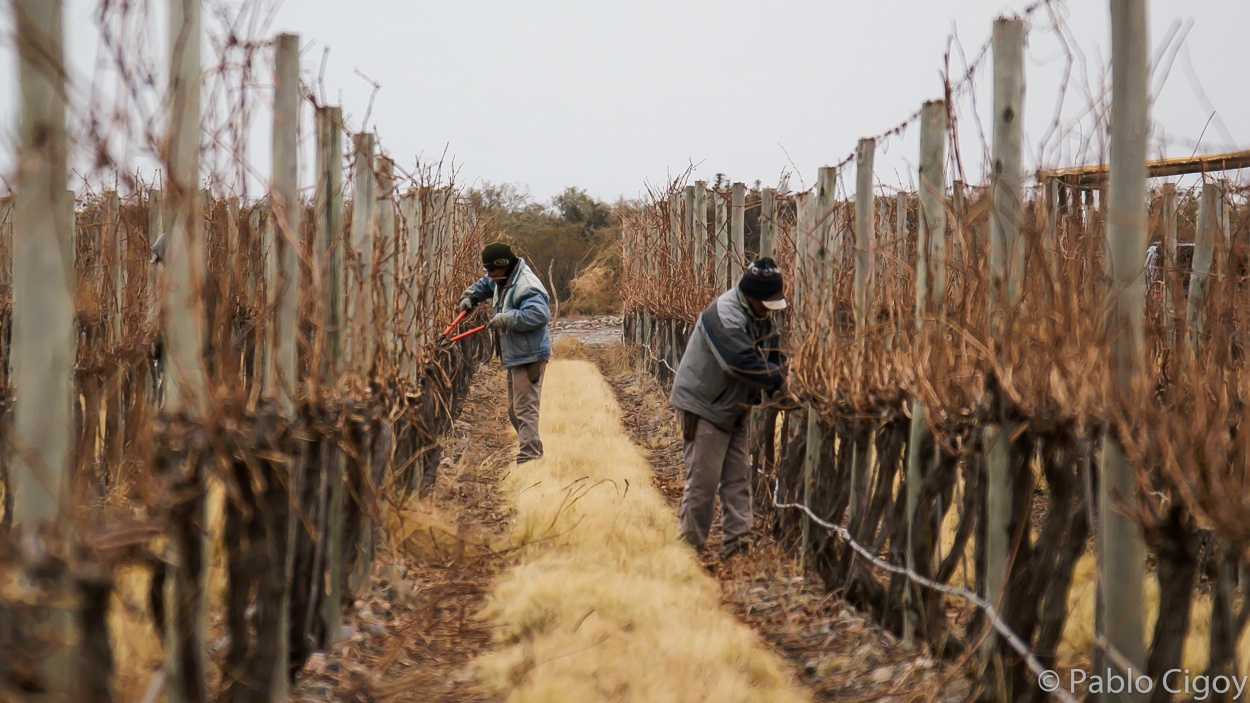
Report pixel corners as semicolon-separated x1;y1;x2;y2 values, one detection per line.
770;476;1079;703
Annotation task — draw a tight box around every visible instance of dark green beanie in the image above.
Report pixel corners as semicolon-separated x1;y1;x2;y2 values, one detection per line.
481;242;517;268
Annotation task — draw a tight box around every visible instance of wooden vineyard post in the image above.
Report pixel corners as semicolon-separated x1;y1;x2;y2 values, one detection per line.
1099;2;1149;698
376;158;396;372
442;188;455;299
1161;182;1177;348
801;167;838;568
161;0;211;700
895;191;907;267
850;141;876;530
760;187;776;259
693;182;707;285
163;0;208;415
270;33;300;407
854;139;876;335
1046;178;1061;289
669;191;682;277
983;16;1026;667
1186;183;1222;349
10;0;74;512
264;31;301;703
316;105;347;648
905;100;947;647
10;0;76;695
375;157;397;374
731;182;746;281
347;136;375;600
349;133;376;377
102;191;124;483
400;190;421;375
714;189;728;289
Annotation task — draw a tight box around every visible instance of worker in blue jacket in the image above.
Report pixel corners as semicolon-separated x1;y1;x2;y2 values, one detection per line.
460;242;553;464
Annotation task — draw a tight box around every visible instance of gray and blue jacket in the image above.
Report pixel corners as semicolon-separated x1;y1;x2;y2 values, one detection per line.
461;258;552;368
670;288;785;432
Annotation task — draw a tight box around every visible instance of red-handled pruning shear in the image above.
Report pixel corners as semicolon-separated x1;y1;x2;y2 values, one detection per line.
437;310;487;348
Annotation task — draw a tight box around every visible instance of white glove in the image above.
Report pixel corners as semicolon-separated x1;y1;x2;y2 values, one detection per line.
488;312;509;330
458;297;475;313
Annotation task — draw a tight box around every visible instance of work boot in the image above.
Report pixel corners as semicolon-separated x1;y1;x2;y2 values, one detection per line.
719;538;752;562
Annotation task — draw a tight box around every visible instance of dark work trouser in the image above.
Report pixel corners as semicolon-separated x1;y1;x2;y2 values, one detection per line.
507;360;546;463
677;410;752;551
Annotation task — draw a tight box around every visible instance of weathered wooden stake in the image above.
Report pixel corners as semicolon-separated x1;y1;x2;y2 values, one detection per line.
815;168;837;316
162;0;208;415
799;175;833;567
12;0;73;527
854;138;876;334
731;182;746;280
1099;2;1150;698
162;1;210;700
904;100;947;647
11;3;76;696
984;15;1025;661
315;106;347;648
348;133;376;376
269;33;300;408
376;157;397;374
1185;183;1222;348
265;32;300;702
714;190;728;289
1161;182;1177;347
669;191;682;270
1045;178;1061;286
693;182;708;284
399;190;421;372
760;187;776;260
346;134;375;597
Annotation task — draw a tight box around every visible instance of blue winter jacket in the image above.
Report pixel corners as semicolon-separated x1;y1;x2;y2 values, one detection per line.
461;258;553;368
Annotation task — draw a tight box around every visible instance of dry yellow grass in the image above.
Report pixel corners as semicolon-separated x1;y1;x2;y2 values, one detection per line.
551;335;589;361
472;359;809;702
384;496;490;562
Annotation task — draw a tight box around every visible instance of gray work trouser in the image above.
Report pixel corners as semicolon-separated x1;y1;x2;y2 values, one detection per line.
507;360;546;463
677;410;753;550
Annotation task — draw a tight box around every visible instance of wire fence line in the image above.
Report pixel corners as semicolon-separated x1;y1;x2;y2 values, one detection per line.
768;477;1081;703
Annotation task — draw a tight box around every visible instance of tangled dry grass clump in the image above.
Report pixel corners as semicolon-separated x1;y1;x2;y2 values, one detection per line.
563;262;617;316
472;359;808;703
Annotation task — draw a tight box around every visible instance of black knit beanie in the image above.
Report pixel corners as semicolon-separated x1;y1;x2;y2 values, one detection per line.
738;257;785;303
481;242;517;269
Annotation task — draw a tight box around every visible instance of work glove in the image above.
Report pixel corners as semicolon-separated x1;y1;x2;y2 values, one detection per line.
458;296;475;313
488;312;510;330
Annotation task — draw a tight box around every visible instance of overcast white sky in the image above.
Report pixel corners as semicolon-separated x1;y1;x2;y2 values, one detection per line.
1;0;1246;203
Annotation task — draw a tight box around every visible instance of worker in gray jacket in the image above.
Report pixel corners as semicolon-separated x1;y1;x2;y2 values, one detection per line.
670;258;787;559
460;242;553;465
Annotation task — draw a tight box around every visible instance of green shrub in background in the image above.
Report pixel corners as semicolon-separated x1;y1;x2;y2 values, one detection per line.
465;183;626;317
